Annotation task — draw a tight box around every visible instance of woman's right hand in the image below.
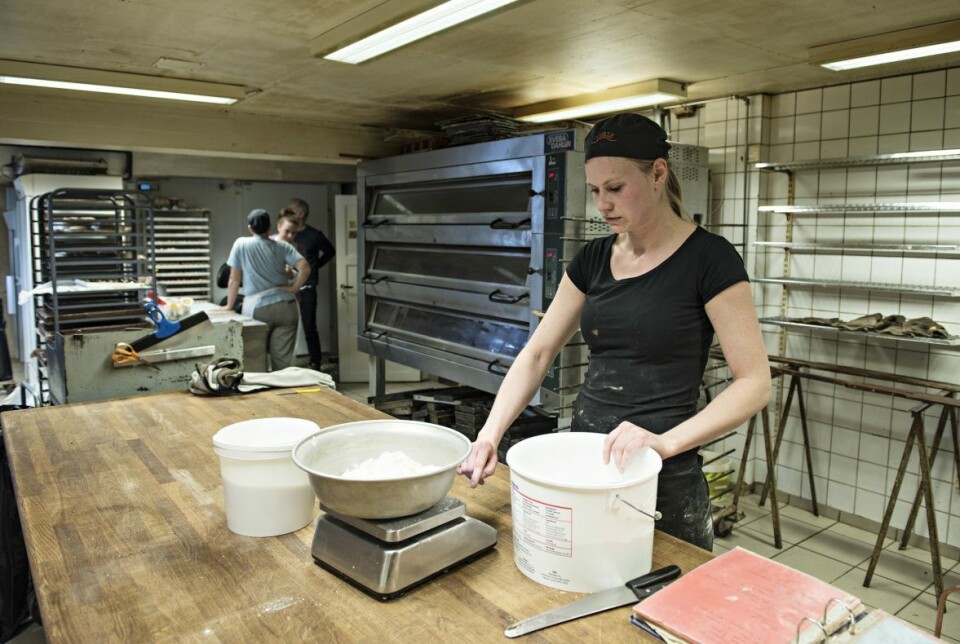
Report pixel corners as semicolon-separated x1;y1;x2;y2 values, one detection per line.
457;437;498;488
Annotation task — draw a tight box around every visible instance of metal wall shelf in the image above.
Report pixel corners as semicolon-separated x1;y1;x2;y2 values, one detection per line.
755;277;960;298
755;149;960;172
760;317;960;348
753;241;959;255
755;147;960;366
758;202;960;214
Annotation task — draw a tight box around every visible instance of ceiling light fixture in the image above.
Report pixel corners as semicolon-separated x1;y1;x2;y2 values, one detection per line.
0;76;238;104
810;19;960;71
317;0;522;64
0;60;244;105
513;79;686;124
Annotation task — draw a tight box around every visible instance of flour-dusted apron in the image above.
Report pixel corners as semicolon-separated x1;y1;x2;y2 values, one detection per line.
241;286;285;318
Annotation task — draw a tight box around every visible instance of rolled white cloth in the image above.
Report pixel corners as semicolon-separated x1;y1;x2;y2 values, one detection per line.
239;366;335;392
189;359;335;396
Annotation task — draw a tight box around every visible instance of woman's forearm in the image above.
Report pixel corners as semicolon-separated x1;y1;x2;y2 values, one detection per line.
476;347;555;447
660;374;771;459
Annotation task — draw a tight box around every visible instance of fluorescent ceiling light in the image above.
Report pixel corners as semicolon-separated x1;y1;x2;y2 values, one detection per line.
822;40;960;71
0;59;245;105
323;0;520;64
514;79;686;124
0;76;237;104
811;19;960;71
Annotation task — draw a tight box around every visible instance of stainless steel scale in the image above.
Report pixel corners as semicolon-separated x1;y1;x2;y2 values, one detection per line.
311;496;498;600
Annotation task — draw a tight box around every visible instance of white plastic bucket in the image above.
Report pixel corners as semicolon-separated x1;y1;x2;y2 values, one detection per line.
506;432;662;592
212;417;320;537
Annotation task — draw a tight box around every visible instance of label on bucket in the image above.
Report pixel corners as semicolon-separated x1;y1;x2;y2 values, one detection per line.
511;482;573;558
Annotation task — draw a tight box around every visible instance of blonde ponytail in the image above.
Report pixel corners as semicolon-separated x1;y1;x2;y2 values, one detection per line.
632;159;686;219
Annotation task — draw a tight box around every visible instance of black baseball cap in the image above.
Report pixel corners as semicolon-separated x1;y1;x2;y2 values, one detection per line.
247;208;270;234
584;113;671;162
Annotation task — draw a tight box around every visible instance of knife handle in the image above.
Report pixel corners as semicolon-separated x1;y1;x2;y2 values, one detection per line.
626;565;681;599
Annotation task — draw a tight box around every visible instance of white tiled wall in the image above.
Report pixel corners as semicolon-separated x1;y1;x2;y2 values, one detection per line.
668;66;960;550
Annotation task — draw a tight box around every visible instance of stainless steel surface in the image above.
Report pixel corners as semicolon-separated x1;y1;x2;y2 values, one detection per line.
311;510;498;597
139;344;216;364
504;586;636;638
754;277;960;297
503;565;682;638
292;420;471;519
756;150;960;171
758;202;960;214
356;130;588;409
753;241;959;254
321;496;465;543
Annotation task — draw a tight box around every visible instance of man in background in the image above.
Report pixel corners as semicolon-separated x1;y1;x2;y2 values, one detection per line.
286;198;335;371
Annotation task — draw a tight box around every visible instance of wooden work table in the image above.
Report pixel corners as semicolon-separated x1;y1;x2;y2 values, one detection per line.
2;388;713;642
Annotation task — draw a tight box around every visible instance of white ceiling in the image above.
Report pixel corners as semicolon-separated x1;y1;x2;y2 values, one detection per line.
1;0;959;134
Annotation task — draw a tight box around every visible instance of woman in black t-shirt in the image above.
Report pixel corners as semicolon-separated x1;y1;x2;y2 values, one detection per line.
457;113;771;550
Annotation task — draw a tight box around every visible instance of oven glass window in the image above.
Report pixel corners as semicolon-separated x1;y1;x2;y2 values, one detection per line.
372;178;530;215
373;246;529;286
372;302;527;358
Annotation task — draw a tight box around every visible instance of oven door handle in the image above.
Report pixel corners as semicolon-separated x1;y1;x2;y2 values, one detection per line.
361;275;387;285
361;328;387;340
488;290;529;304
489;217;532;230
362;218;389;228
487;359;510;375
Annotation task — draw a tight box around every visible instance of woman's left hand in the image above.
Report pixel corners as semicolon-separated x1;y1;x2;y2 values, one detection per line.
603;421;667;472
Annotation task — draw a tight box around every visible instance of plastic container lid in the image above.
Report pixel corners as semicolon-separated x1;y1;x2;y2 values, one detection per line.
213;417;321;461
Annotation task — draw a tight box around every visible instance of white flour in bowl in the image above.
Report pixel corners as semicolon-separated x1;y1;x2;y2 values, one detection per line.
341;451;432;479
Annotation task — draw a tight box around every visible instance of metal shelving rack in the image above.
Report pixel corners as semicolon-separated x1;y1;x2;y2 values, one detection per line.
29;189;156;404
754;277;960;298
151;207;212;299
756;149;960;353
758;202;960;214
755;149;960;171
753;241;958;254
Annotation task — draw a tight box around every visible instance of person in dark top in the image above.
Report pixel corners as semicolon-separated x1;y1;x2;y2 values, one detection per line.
458;113;771;550
285;198;336;371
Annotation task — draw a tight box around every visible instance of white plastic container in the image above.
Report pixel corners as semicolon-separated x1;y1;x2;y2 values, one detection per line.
212;417;320;537
506;432;662;592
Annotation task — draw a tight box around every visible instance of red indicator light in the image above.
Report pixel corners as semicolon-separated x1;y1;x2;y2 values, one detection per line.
548;172;556;178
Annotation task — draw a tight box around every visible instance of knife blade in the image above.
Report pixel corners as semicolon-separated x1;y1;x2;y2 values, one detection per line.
504;565;681;638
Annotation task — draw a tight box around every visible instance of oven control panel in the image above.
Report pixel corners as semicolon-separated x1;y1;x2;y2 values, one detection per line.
543;152;566;301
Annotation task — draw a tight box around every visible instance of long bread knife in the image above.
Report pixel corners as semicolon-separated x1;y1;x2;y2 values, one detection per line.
504;565;681;638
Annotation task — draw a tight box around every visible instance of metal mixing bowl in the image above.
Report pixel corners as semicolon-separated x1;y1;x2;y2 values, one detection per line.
291;419;471;519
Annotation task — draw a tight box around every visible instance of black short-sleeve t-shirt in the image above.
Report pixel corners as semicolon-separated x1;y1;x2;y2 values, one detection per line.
294;224;335;286
565;226;749;464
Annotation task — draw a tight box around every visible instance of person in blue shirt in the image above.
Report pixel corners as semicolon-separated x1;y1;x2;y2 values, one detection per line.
224;209;310;371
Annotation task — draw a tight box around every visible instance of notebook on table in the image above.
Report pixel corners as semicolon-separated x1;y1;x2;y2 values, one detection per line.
632;547;939;643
